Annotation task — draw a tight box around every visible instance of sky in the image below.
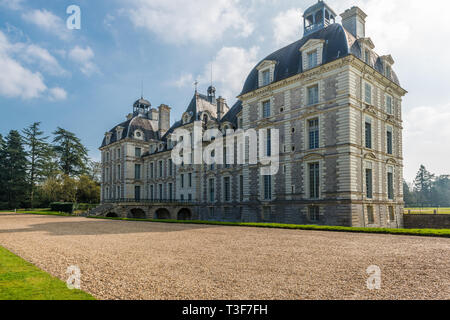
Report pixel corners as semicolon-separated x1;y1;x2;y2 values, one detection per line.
0;0;449;182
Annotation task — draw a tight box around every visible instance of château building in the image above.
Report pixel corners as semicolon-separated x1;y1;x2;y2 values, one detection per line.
95;1;407;228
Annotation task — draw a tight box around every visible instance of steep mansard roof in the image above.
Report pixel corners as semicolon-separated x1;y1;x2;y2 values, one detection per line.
101;115;158;148
240;23;399;97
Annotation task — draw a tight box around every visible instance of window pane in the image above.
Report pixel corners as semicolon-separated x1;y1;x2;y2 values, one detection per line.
365;122;372;149
387;130;393;154
365;84;372;104
309;119;319;149
366;169;373;199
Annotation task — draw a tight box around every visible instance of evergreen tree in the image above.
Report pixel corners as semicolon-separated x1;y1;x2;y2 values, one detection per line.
22;122;51;207
403;180;416;207
0;134;6;206
431;175;450;207
52;127;89;177
3;130;29;208
413;165;435;207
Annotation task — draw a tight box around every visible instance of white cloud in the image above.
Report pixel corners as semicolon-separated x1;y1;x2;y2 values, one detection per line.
68;46;99;76
21;9;70;40
199;46;260;100
0;30;67;101
404;104;450;181
126;0;254;44
272;8;303;47
0;0;23;10
48;87;68;101
170;73;194;88
13;43;68;76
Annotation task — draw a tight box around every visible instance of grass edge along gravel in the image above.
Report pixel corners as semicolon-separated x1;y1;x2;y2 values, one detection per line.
0;246;95;300
87;216;450;238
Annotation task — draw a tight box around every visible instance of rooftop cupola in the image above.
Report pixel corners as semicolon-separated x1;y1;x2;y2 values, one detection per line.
207;85;216;105
133;97;151;116
303;0;337;36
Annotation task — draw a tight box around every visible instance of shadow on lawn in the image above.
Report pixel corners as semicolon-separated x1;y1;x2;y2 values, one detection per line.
0;216;212;236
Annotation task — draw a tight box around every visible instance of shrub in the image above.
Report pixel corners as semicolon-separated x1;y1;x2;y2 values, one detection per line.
50;202;74;214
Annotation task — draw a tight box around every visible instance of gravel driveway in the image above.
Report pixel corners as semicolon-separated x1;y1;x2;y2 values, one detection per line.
0;213;449;300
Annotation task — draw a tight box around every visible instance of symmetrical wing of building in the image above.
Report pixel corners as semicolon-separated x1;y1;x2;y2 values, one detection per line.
97;1;407;228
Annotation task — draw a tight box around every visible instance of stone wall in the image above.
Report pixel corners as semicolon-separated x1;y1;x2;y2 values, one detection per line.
403;214;450;229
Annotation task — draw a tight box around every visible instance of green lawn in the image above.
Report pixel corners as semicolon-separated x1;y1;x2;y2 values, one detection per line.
88;216;450;238
0;246;95;300
404;208;450;215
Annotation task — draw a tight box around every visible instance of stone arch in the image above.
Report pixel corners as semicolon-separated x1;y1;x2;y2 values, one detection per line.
155;208;171;220
177;208;192;221
106;212;119;218
129;208;147;219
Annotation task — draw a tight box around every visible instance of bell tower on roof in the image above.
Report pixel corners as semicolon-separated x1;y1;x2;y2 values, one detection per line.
303;0;337;36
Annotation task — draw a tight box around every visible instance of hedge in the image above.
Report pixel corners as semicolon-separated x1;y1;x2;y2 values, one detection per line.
50;202;74;214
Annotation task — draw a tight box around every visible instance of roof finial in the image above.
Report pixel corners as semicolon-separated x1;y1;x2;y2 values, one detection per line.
141;79;144;99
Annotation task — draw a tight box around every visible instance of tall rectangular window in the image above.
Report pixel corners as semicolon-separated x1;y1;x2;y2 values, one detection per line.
309;206;320;221
386;95;393;114
169;183;173;201
239;175;244;202
209;179;215;203
188;173;192;187
308;85;319;105
224;177;231;202
159;184;163;200
181;174;184;188
135;164;141;180
364;49;370;64
365;122;372;149
117;165;121;180
366;168;373;199
367;206;375;224
150;185;154;200
266;129;271;157
308;119;319;149
262;70;270;86
387;129;393;155
135;186;141;201
263;100;271;118
135;148;141;157
307;51;318;68
150;163;154;179
264;175;272;200
388;168;394;200
159;161;163;178
309;162;320;199
168;159;173;176
365;83;372;104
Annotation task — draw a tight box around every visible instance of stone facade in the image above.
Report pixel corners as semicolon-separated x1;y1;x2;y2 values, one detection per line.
98;1;407;228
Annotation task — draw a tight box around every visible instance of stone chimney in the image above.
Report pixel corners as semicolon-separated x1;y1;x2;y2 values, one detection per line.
150;108;159;121
216;97;226;121
340;6;367;39
158;104;171;135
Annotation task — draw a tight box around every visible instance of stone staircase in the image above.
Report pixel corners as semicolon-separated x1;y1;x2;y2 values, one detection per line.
87;203;115;217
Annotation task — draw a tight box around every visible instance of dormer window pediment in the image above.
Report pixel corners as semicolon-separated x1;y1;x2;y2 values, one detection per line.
300;39;325;70
256;60;277;88
105;132;112;145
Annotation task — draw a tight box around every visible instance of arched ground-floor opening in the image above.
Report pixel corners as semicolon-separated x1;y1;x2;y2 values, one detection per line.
155;208;171;220
129;208;147;219
106;212;119;218
177;208;192;221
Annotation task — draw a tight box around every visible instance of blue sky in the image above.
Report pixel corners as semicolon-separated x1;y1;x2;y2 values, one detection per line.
1;0;450;182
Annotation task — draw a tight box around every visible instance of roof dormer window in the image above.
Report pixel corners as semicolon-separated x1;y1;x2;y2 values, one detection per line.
262;70;270;86
307;50;318;69
134;130;144;140
300;39;325;71
256;60;276;88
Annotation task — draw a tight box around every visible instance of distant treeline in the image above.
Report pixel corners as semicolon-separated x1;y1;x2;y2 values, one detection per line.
404;165;450;207
0;122;100;210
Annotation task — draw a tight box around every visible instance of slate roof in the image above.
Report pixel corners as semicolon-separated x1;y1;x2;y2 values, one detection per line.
240;23;400;97
101;115;158;148
220;100;242;127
